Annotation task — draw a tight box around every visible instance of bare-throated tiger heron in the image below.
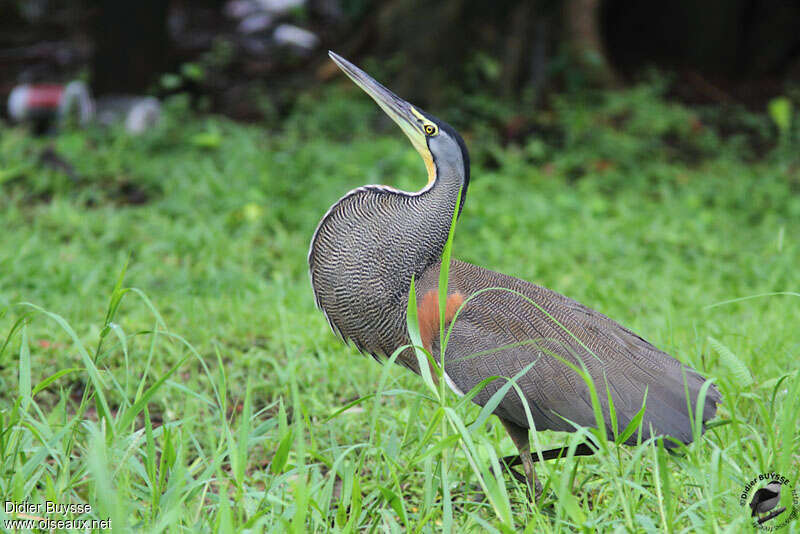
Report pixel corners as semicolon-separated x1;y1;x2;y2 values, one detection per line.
309;51;721;499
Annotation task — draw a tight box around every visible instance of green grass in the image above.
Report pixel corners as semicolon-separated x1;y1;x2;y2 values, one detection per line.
1;86;799;531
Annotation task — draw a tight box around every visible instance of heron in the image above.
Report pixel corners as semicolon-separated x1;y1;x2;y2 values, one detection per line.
309;51;721;499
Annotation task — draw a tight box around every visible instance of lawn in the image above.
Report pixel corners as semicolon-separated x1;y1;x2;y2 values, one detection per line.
1;85;799;531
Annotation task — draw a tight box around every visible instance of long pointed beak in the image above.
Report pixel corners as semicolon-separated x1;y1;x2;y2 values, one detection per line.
328;51;430;162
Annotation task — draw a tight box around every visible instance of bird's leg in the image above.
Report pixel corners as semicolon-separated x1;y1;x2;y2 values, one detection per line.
501;454;522;468
501;455;527;485
500;440;598;503
521;450;543;503
499;418;544;503
501;452;541;501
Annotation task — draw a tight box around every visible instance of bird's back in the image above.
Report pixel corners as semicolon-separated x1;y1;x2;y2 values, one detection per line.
415;259;720;445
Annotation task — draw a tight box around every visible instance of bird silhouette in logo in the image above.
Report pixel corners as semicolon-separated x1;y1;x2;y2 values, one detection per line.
750;481;785;522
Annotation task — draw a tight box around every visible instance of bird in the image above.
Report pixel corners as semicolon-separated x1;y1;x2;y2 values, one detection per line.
750;482;783;518
309;51;721;499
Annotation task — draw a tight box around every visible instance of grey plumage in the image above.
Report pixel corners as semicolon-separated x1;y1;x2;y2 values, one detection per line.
414;261;719;444
310;52;720;495
309;181;457;360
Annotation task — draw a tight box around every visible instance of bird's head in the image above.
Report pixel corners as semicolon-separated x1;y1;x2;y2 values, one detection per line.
328;51;469;198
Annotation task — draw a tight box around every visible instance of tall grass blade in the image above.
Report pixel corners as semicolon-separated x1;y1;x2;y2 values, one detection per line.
777;370;800;476
18;325;31;412
20;303;114;437
707;336;752;387
271;430;294;475
438;187;462;350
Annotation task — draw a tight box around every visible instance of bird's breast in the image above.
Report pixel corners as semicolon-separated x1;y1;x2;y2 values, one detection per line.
309;188;449;356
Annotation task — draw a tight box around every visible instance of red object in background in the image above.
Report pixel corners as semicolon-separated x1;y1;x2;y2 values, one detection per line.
7;81;94;125
25;85;65;109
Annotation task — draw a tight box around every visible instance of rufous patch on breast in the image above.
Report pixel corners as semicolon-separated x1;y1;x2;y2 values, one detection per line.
417;290;465;351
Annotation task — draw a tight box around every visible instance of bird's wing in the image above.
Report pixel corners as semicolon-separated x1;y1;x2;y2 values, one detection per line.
415;260;721;445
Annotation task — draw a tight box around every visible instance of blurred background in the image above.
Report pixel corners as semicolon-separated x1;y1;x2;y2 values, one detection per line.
2;0;800;125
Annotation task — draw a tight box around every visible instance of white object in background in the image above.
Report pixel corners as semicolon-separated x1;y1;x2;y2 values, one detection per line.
238;12;273;33
60;81;94;125
6;84;33;120
7;81;94;125
273;24;318;51
95;96;162;134
125;97;161;134
256;0;304;15
225;0;259;19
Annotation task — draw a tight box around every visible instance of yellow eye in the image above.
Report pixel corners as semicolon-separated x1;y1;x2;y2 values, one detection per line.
424;123;438;136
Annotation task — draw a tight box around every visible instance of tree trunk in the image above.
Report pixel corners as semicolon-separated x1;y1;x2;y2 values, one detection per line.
92;0;169;95
563;0;618;87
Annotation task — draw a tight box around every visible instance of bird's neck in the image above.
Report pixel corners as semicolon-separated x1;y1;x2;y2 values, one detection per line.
309;167;465;358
